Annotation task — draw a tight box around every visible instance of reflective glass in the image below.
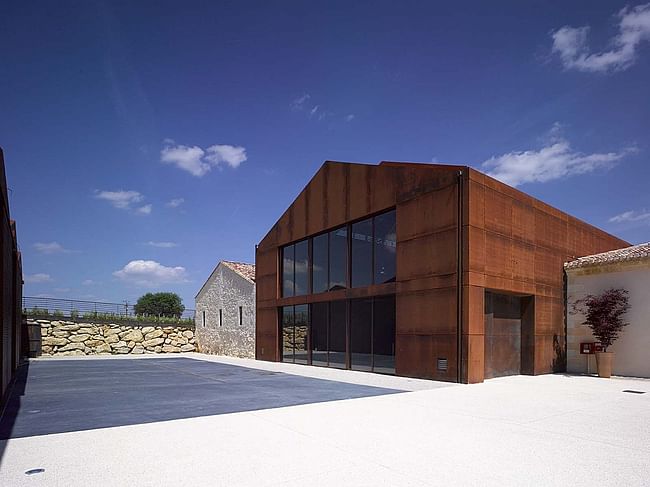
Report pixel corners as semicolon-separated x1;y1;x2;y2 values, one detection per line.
281;306;294;363
311;233;328;294
329;227;348;290
282;244;295;297
311;302;328;366
328;300;347;368
374;210;396;284
350;299;372;371
294;240;309;296
373;295;395;374
294;304;309;364
351;218;373;288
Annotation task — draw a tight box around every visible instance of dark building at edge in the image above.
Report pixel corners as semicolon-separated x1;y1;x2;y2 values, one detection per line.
0;148;23;404
255;161;628;383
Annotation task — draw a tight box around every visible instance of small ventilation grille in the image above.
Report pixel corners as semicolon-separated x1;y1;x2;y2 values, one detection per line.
437;358;448;372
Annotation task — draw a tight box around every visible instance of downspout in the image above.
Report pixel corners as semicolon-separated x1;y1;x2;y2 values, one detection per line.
456;170;463;383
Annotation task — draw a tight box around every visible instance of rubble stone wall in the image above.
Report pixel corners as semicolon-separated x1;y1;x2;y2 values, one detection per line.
30;318;196;356
195;264;255;358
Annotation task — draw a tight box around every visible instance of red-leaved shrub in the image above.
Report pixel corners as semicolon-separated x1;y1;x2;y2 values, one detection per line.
572;288;630;352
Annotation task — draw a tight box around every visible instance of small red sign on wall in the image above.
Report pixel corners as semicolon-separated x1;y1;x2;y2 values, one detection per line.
580;342;603;354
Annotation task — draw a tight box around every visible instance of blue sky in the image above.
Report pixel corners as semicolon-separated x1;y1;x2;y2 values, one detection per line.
2;1;649;309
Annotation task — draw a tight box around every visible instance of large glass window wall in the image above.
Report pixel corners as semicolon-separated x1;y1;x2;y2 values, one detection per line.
281;209;396;297
280;295;395;375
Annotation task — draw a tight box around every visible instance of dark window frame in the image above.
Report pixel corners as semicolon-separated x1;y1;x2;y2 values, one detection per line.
281;294;395;375
280;207;396;297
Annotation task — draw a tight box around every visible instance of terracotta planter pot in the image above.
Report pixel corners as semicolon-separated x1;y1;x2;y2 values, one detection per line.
595;351;614;378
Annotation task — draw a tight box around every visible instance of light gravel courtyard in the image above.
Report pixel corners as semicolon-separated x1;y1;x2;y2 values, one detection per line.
1;354;648;486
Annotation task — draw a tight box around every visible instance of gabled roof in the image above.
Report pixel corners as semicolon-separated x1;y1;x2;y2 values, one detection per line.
565;242;648;270
222;261;256;282
195;260;255;299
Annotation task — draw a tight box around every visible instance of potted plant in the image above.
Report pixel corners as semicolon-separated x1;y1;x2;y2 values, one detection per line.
572;288;630;378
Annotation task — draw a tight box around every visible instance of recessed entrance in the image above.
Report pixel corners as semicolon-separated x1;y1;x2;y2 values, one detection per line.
484;292;533;379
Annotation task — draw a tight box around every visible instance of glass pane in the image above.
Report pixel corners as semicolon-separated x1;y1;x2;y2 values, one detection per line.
373;295;396;374
282;244;295;297
294;240;309;296
294;304;309;364
374;210;396;284
351;218;373;288
328;300;347;369
329;227;348;290
281;306;294;363
312;233;328;294
350;299;372;371
311;302;328;366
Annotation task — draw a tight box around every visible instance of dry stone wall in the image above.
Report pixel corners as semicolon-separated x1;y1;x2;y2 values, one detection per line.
31;318;196;356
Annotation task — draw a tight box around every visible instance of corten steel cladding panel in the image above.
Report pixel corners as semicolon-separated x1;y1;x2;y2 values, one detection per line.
256;161;464;382
0;149;23;403
256;161;629;384
464;168;629;382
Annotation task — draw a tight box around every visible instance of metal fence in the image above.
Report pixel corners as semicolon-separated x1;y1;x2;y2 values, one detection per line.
23;296;195;321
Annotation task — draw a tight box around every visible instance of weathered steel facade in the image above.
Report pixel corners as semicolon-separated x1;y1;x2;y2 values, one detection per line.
256;161;628;383
0;148;23;403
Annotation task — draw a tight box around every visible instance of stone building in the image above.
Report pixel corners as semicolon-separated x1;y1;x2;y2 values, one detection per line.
566;242;650;378
255;161;628;383
195;261;255;358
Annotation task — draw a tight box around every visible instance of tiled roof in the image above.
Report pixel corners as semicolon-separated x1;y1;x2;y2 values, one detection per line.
222;261;256;282
565;242;650;270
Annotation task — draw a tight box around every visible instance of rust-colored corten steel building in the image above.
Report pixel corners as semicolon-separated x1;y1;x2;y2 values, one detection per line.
0;148;24;405
255;161;628;383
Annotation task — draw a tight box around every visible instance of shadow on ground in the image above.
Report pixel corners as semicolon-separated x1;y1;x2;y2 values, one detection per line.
0;361;29;461
0;358;402;442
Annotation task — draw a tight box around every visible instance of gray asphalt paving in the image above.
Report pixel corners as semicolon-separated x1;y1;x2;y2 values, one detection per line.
0;357;402;439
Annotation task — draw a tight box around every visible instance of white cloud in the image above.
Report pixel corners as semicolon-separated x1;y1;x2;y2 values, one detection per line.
54;288;71;293
609;209;650;223
205;145;247;169
481;127;633;187
291;93;311;111
309;105;320;118
166;198;185;208
345;114;355;122
82;279;96;286
160;144;209;177
33;242;72;254
113;260;188;286
551;3;650;72
146;241;178;248
95;190;144;210
161;141;247;176
136;204;152;215
25;273;53;283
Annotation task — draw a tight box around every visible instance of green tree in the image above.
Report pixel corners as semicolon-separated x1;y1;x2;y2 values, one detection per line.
134;292;185;318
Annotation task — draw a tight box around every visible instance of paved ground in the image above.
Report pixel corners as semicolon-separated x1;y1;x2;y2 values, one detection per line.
1;354;649;486
0;356;421;439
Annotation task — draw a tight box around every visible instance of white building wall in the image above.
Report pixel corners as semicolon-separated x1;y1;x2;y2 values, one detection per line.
567;261;650;378
194;264;255;358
